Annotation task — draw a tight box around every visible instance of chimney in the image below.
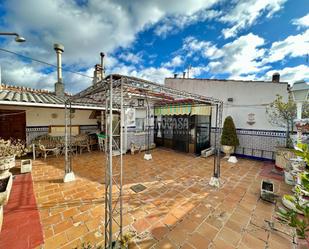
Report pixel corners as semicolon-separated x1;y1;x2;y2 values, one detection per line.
183;71;186;78
174;73;178;78
272;72;280;83
100;52;105;79
92;64;102;85
54;43;65;96
92;52;105;85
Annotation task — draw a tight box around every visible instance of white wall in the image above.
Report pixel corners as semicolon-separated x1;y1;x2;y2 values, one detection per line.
165;78;289;130
0;105;97;126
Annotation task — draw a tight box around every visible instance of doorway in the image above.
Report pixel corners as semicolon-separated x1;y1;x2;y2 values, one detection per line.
0;109;26;141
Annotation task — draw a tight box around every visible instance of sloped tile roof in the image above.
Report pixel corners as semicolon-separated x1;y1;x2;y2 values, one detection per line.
0;89;66;104
0;84;102;108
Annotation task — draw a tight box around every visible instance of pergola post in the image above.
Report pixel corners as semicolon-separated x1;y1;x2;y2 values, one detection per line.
209;102;222;188
104;75;123;248
144;91;152;160
64;99;75;183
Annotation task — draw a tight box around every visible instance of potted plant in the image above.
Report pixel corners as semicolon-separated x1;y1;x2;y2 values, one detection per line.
0;138;28;176
277;143;309;247
221;116;239;158
0;138;28;231
266;95;309;171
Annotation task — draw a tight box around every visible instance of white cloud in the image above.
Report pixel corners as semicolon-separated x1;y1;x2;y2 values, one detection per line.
182;36;218;58
4;0;221;65
154;9;221;37
162;55;183;68
0;53;94;93
1;0;220;91
263;29;309;64
131;67;173;83
118;52;142;64
293;13;309;28
207;33;268;76
264;64;309;84
220;0;286;38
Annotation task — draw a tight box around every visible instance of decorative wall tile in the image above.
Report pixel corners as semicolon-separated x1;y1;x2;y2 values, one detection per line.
211;128;285;160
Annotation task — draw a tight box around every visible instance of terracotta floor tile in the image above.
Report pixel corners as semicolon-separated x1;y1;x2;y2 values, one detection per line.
217;227;241;247
2;149;295;248
150;221;169;240
153;238;177;249
167;227;188;247
162;213;179;228
65;224;88;241
135;237;157;249
42;213;63;226
212;237;236;249
53;219;73;235
132;218;151;234
186;232;211;249
196;221;218;241
241;233;266;249
44;232;68;249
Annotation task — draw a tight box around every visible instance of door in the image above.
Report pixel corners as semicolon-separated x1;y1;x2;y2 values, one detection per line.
0;109;26;141
172;115;189;153
195;115;211;154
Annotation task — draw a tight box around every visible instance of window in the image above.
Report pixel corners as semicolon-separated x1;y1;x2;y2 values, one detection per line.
135;118;145;131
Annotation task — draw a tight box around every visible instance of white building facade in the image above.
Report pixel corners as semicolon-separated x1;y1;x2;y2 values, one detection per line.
165;77;290;160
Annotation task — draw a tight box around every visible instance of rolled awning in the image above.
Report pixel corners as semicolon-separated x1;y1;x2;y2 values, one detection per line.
154;105;211;116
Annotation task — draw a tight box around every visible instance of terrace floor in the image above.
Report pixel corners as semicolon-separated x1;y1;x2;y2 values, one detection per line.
2;149;299;248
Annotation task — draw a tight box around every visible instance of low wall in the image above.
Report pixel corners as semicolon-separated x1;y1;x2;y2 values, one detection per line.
26;125;98;144
126;129;154;151
211;128;286;160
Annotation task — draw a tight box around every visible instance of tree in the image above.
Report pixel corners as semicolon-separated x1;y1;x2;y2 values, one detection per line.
266;94;296;148
221;116;239;146
266;94;309;148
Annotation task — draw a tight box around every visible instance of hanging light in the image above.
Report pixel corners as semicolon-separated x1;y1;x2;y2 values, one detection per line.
0;32;26;42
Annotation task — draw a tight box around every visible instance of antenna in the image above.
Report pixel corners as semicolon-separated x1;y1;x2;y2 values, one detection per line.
187;64;192;78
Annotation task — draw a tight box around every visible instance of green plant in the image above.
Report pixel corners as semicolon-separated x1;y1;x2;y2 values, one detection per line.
75;232;133;249
220;116;239;146
276;143;309;243
75;242;104;249
0;138;28;158
266;94;296;148
266;94;309;148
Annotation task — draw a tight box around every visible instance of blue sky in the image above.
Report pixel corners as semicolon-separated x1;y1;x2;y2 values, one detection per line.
0;0;308;93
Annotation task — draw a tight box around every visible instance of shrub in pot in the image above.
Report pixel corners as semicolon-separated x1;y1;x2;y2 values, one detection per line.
0;138;28;175
277;143;309;246
221;116;239;158
0;138;28;231
266;94;309;170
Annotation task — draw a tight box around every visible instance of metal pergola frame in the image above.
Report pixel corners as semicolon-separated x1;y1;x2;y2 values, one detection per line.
64;74;223;248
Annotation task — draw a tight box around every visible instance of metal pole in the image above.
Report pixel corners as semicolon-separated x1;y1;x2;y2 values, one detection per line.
104;80;109;249
108;75;113;248
65;100;69;173
69;101;72;173
213;104;218;177
216;102;223;177
120;77;124;240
